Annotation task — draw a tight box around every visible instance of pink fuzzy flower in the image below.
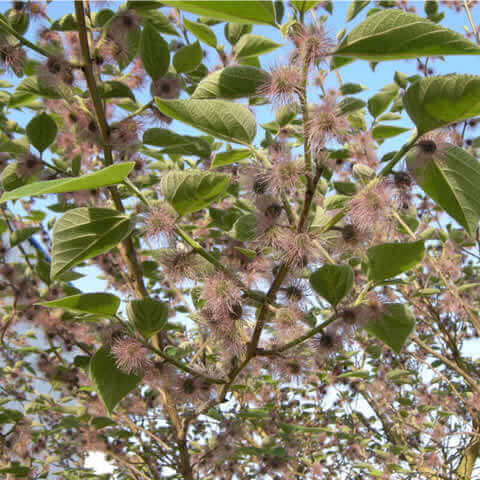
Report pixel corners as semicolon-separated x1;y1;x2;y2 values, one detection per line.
173;374;212;404
38;54;74;88
311;325;343;360
258;64;303;105
0;43;26;75
16;153;42;178
156;248;202;283
273;306;304;343
347;179;395;234
151;74;182;99
306;91;350;151
201;272;243;318
144;204;177;245
266;155;303;195
291;24;334;68
109;118;140;154
111;337;151;375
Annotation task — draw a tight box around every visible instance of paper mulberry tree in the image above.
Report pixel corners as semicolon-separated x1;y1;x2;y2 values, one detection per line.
2;1;480;479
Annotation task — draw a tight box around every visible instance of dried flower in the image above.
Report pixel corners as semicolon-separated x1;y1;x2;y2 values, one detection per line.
111;337;151;375
173;375;212;404
311;325;343;359
0;42;26;75
156;248;202;283
38;54;74;87
16;153;42;178
258;65;303;105
201;272;243;318
151;74;182;99
266;155;303;195
109;118;139;154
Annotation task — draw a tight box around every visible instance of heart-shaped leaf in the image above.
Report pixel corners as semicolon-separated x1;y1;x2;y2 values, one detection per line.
39;293;121;317
310;264;354;307
335;9;480;60
89;347;141;414
192;66;268;100
365;303;415;353
160;170;230;216
367;240;425;282
51;208;132;280
26;113;57;153
404;74;480;135
127;298;168;338
406;143;480;237
1;163;134;203
155;99;257;145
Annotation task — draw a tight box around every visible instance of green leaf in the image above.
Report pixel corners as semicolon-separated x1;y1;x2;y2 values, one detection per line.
136;10;179;36
140;22;170;80
291;1;320;13
1;163;135;203
192;65;269;100
404;74;480;135
211;149;250;168
97;81;135;101
366;240;425;281
127;298;168;338
371;124;410;140
155;99;257;145
183;18;217;48
26;112;57;152
406;143;480;237
229;214;256;241
1;162;26;192
340;82;368;95
9;76;61;108
346;1;370;21
160;170;230;216
38;293;121;317
365;303;415;353
225;23;252;45
10;226;40;247
173;41;202;74
235;34;281;59
89;347;141;414
50;208;132;280
310;264;354;307
367;83;399;118
334;9;480;60
51;13;78;30
143;129;211;157
162;1;277;25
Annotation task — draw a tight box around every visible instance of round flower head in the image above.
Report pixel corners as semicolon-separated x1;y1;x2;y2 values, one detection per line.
279;278;311;309
38;54;74;88
144;204;177;245
239;164;270;198
279;230;317;267
173;374;212;405
336;222;372;252
292;24;334;68
108;9;139;41
109;118;139;154
307;91;350;151
311;325;343;360
272;354;308;383
111;337;151;375
16;153;42;178
258;64;303;106
151;74;182;99
266;155;303;195
347;178;395;234
156;248;202;283
407;128;461;175
273;305;304;343
201;272;243;318
0;42;26;75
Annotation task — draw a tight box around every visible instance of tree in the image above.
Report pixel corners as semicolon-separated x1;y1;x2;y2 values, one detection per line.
1;1;480;479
